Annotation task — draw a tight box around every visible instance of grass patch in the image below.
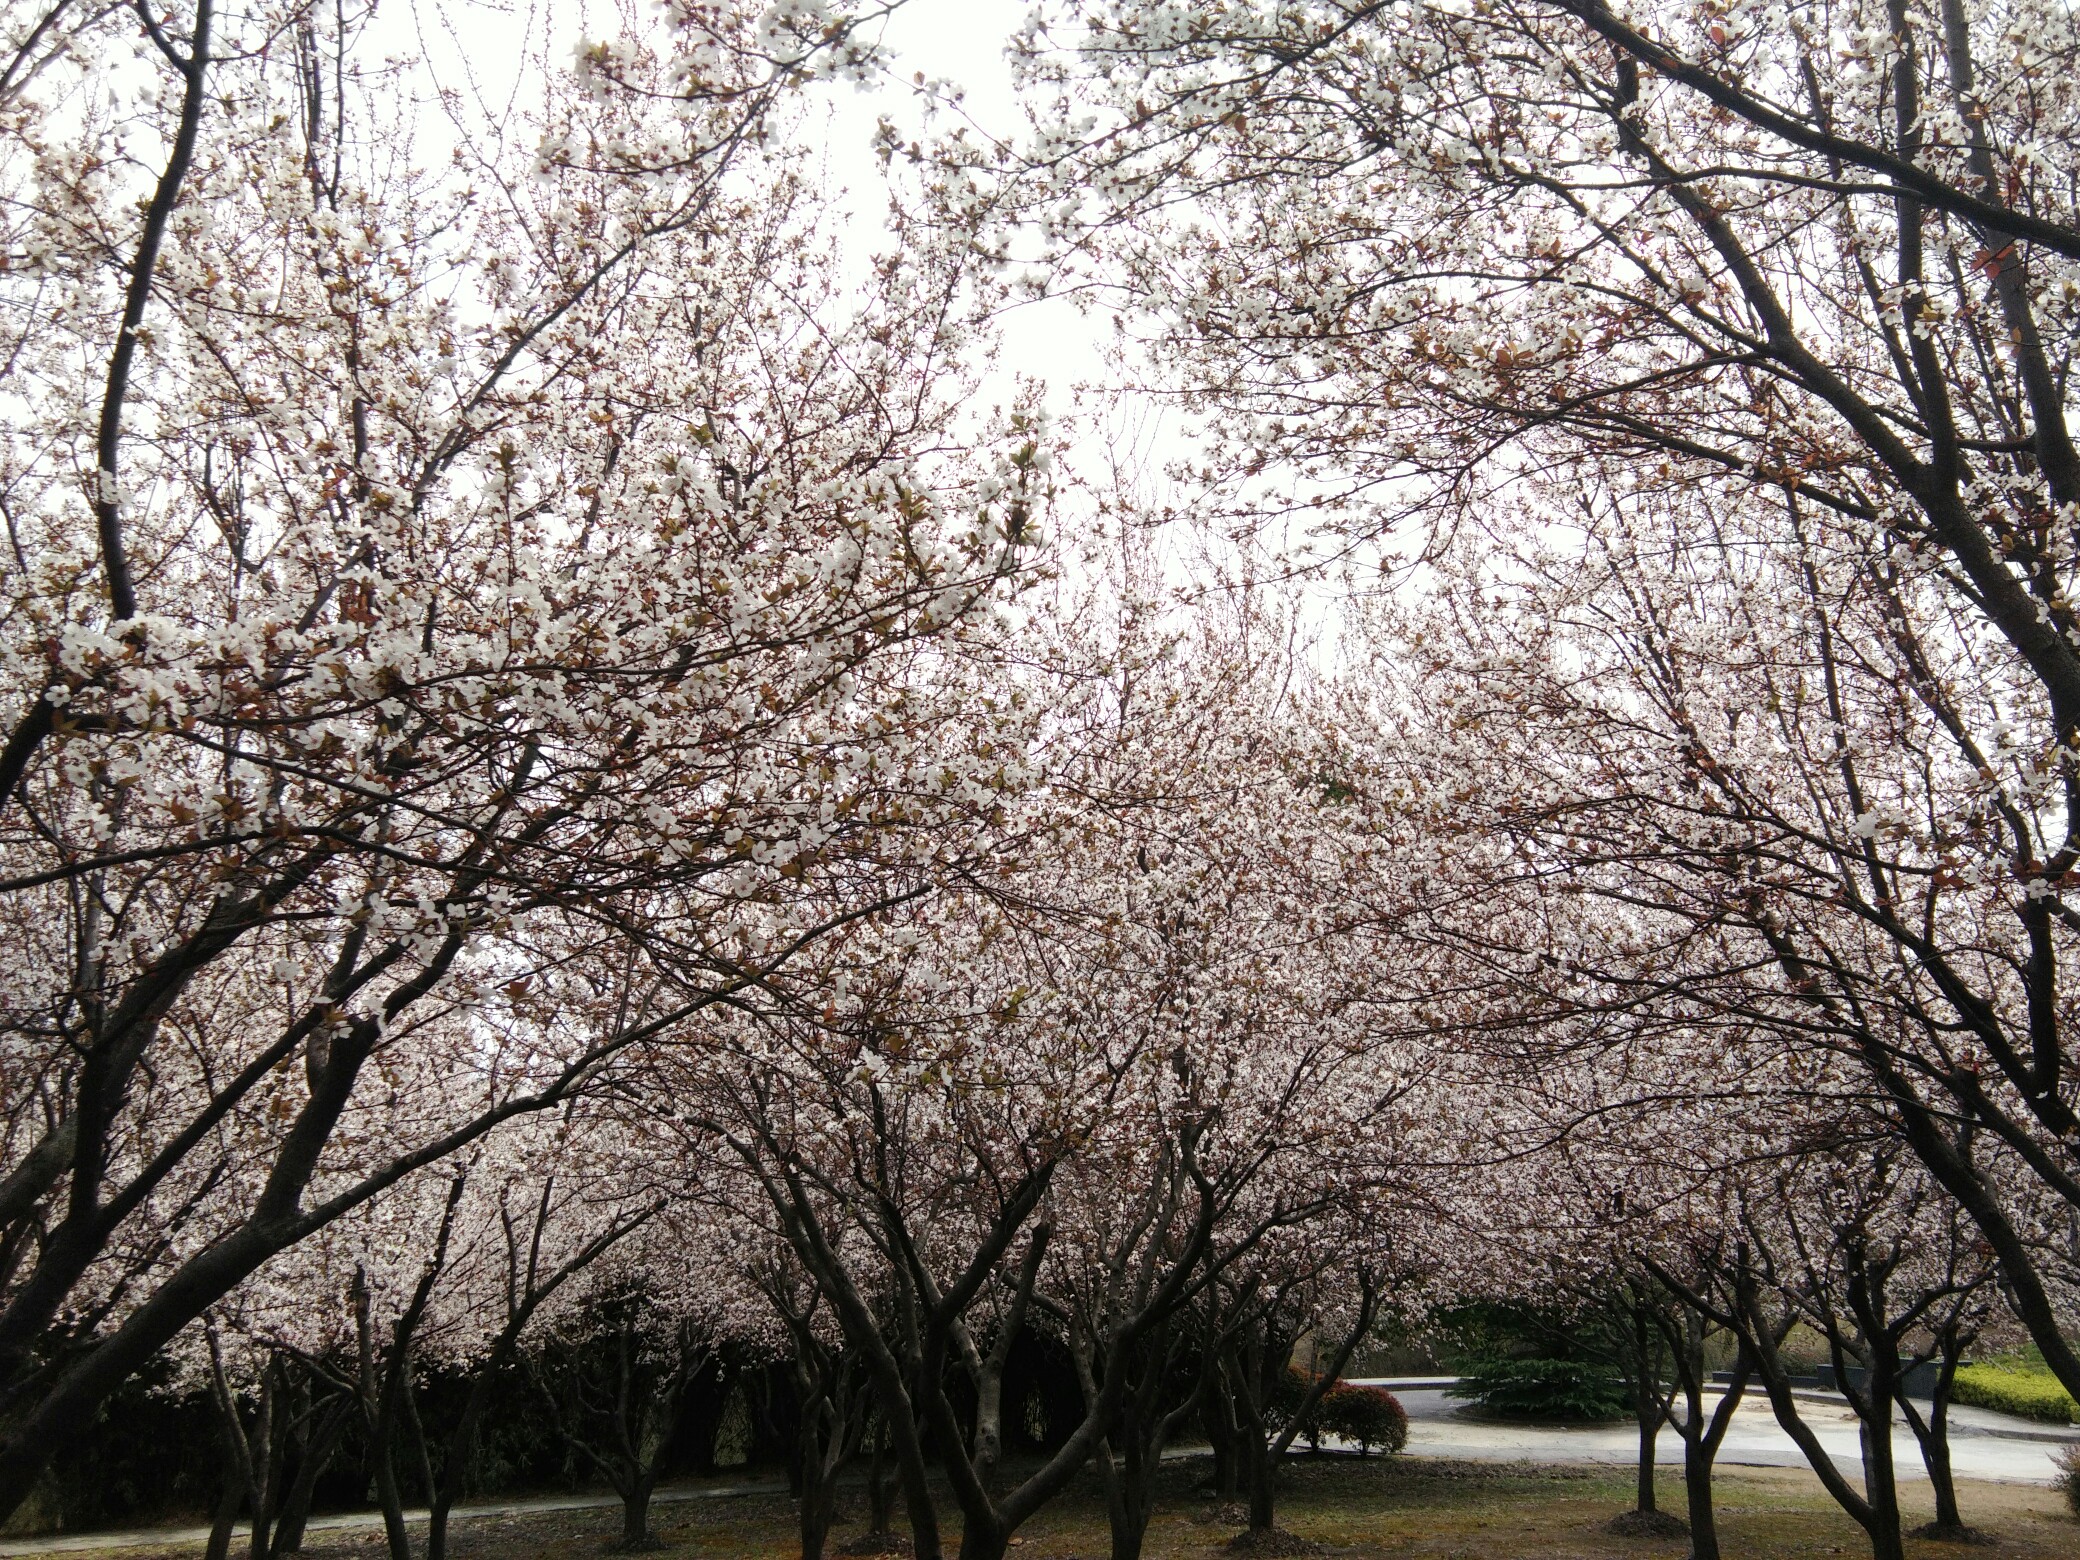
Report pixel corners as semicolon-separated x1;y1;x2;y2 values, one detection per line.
32;1456;2080;1560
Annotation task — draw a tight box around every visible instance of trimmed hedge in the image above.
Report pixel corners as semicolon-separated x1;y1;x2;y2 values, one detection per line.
1951;1360;2076;1425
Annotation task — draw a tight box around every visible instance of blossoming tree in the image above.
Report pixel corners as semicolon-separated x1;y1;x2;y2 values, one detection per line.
0;0;1051;1515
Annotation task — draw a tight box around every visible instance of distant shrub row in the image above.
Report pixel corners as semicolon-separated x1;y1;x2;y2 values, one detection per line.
1951;1360;2075;1425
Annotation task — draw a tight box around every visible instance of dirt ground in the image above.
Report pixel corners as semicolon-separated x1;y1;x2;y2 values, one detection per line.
48;1456;2080;1560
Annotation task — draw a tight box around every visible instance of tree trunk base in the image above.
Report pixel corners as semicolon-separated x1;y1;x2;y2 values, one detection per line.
605;1534;668;1554
1909;1522;1997;1546
1606;1510;1691;1538
1224;1528;1321;1555
834;1532;913;1556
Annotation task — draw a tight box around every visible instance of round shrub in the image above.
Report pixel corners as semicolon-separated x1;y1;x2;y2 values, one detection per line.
1319;1382;1408;1454
2057;1444;2079;1520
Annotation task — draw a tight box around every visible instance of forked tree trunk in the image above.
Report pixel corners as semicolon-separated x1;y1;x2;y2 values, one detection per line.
955;1512;1010;1560
1651;1303;1750;1560
793;1360;864;1560
1093;1439;1143;1560
1735;1283;1901;1560
1623;1304;1666;1517
1101;1441;1165;1560
800;1465;840;1560
273;1396;349;1555
1217;1312;1295;1536
1898;1328;1970;1536
1222;1276;1380;1537
1086;1320;1208;1560
618;1468;660;1552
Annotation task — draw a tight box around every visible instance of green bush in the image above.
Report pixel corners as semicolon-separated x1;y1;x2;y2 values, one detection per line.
1952;1360;2076;1425
1270;1364;1316;1434
1431;1299;1631;1422
1447;1357;1629;1421
1319;1383;1408;1454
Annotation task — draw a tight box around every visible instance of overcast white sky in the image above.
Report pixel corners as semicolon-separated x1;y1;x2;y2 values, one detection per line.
373;0;1225;595
818;0;1125;460
410;0;1126;467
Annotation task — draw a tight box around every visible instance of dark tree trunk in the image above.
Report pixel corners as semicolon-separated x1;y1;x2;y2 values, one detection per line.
746;1121;1232;1560
1920;1415;1963;1534
1732;1277;1897;1560
1855;1404;1905;1560
1093;1441;1144;1560
800;1467;839;1560
273;1396;348;1555
1242;1422;1275;1533
369;1427;414;1560
204;1444;245;1560
1681;1441;1719;1560
869;1370;943;1560
424;1483;457;1560
1103;1442;1164;1560
425;1354;503;1560
245;1369;281;1560
202;1333;256;1560
971;1364;1006;1491
351;1183;466;1560
954;1514;1009;1560
1634;1396;1661;1516
1832;1302;1906;1560
1651;1306;1747;1560
867;1431;896;1536
424;1315;533;1559
1624;1304;1666;1517
1217;1314;1292;1535
1084;1315;1209;1560
617;1470;659;1551
1218;1275;1378;1538
360;1333;418;1560
790;1353;865;1560
1204;1383;1241;1500
1899;1329;1970;1536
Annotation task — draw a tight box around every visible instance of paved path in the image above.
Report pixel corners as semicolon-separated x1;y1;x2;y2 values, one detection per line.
1356;1382;2078;1488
